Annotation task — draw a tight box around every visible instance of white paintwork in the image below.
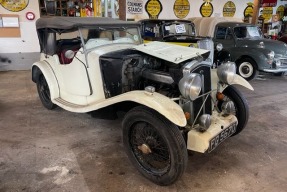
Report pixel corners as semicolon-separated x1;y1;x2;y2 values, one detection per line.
135;41;209;64
53;91;187;127
187;112;237;153
34;42;187;126
32;61;60;100
232;74;254;91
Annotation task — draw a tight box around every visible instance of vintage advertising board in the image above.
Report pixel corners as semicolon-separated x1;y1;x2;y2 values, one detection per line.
199;3;213;17
127;0;143;14
145;0;162;19
276;5;285;20
173;0;190;19
262;7;273;22
0;0;29;12
244;2;253;17
223;1;236;17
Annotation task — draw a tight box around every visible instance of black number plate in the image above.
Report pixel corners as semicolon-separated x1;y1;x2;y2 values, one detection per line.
208;123;237;153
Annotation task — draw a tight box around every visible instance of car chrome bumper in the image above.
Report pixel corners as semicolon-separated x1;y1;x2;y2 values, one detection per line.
262;68;287;73
186;113;238;153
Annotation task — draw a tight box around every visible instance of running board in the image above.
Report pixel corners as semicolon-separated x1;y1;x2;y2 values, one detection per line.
54;97;87;109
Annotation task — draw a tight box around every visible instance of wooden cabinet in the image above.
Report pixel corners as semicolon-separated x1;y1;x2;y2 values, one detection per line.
39;0;68;16
39;0;94;17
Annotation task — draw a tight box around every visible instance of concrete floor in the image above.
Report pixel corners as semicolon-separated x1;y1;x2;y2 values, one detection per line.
0;71;287;192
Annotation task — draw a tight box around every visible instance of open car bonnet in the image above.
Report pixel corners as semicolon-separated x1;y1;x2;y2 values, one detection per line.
134;41;209;64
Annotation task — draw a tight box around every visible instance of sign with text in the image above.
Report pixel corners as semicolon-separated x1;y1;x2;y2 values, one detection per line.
223;1;236;17
127;0;143;14
261;0;277;7
145;0;162;19
200;3;213;17
0;0;29;12
173;0;190;19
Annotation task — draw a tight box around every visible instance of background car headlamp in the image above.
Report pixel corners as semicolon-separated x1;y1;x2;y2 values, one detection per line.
216;43;223;51
268;51;275;60
179;73;202;100
217;62;236;84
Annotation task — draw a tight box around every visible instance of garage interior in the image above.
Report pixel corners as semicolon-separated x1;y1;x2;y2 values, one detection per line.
1;0;287;191
1;71;287;191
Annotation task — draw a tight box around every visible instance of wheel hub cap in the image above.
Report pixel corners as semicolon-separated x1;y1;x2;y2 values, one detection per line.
138;144;152;154
242;66;250;74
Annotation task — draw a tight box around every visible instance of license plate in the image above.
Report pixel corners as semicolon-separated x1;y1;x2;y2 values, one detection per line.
208;123;237;153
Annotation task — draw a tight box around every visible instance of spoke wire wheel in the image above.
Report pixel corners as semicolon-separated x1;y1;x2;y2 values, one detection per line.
122;106;188;185
130;122;171;175
36;75;56;110
239;62;253;78
38;75;51;103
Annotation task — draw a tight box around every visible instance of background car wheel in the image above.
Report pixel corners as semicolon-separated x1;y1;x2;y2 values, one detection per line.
236;58;258;81
37;75;56;110
218;86;249;136
122;106;188;186
274;72;286;76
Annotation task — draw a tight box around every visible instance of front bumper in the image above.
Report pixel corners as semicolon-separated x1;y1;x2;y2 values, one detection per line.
263;68;287;73
263;57;287;73
187;112;238;153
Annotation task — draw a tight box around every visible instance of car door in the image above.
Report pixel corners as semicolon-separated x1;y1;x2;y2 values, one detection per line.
213;26;235;49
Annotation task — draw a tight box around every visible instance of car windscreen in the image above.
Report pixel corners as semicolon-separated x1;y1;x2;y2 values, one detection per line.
80;27;141;50
162;23;196;37
234;26;263;39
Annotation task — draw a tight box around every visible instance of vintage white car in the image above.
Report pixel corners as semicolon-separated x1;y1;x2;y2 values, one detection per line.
32;17;253;185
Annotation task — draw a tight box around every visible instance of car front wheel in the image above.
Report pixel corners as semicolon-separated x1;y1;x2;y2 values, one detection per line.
218;86;249;136
36;75;56;110
122;106;188;186
237;58;258;81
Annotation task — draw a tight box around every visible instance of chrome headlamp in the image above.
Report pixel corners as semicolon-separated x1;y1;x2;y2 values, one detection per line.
217;62;236;84
179;73;202;101
268;51;275;60
216;43;223;51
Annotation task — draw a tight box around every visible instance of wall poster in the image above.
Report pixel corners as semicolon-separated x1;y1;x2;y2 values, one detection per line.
262;7;273;22
0;0;29;12
244;2;253;17
276;5;285;20
223;1;236;17
145;0;162;19
173;0;190;19
199;3;213;17
127;0;143;14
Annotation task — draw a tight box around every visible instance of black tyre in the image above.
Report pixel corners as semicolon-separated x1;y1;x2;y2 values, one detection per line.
274;72;286;76
219;86;249;136
122;106;188;186
36;75;56;110
236;58;258;81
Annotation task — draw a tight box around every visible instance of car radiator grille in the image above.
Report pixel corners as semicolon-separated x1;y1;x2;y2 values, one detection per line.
191;65;212;120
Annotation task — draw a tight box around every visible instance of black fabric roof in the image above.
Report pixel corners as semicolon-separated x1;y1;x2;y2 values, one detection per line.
36;16;140;30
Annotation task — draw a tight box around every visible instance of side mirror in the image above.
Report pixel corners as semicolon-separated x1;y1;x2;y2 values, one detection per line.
64;50;75;59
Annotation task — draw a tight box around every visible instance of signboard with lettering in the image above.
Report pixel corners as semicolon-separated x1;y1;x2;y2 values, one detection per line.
261;0;277;7
0;0;29;12
145;0;162;19
276;5;285;20
262;7;273;22
223;1;236;17
127;0;143;14
199;3;213;17
173;0;190;19
244;2;253;17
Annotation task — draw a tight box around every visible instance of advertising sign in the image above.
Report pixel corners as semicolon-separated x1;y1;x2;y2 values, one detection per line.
223;1;236;17
145;0;162;19
200;3;213;17
173;0;190;19
0;0;29;12
127;0;143;14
